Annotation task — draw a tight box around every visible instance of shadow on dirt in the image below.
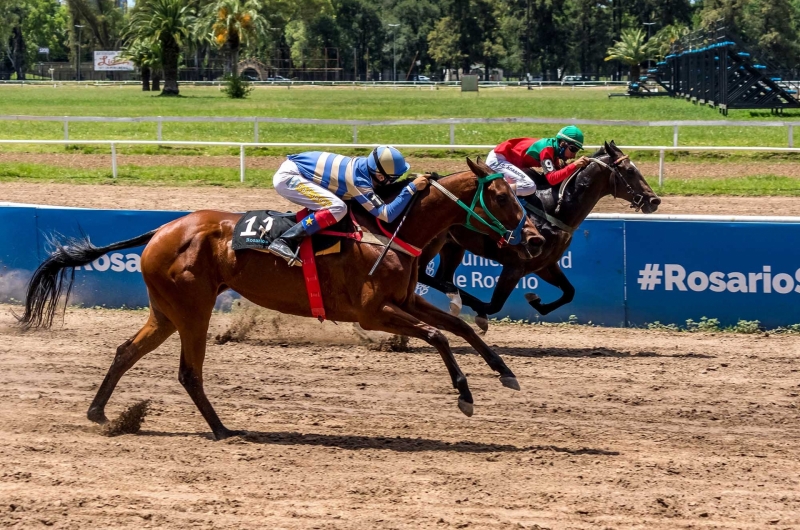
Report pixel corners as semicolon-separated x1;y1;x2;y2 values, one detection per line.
140;430;619;455
235;431;621;455
440;346;716;359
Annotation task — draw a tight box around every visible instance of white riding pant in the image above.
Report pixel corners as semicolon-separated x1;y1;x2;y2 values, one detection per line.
485;150;537;196
272;160;348;222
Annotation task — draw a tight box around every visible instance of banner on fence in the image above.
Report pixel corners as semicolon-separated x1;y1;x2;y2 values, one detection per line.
94;51;134;71
1;205;799;328
625;219;800;329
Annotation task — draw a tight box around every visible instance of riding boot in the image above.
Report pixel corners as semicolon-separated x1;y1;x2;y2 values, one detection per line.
267;221;308;267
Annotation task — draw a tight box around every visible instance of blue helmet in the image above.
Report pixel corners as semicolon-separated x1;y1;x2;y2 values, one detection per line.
367;145;411;183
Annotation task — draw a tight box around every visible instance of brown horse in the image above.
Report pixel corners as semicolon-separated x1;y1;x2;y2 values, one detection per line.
18;158;545;440
418;142;661;331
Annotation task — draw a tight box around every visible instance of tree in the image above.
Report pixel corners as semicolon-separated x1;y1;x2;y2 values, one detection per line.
651;23;688;58
0;1;27;79
199;0;268;77
66;0;125;50
328;0;382;80
427;17;464;78
126;0;195;96
742;0;800;69
605;27;659;80
22;0;70;68
123;38;162;90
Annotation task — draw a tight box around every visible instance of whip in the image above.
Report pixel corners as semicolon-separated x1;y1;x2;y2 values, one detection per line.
368;193;420;276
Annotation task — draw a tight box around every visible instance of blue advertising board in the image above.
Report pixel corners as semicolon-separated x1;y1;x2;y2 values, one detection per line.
625;219;800;328
2;204;800;328
0;205;184;308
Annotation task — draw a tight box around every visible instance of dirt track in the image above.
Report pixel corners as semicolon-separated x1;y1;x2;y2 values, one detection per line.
1;305;799;529
3;165;800;529
3;180;800;216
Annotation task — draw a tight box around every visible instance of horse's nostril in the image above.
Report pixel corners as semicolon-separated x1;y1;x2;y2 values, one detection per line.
527;235;545;247
650;197;661;206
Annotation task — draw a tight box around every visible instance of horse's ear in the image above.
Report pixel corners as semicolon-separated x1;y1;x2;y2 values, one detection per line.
467;156;490;176
476;155;483;165
466;156;478;174
602;141;611;155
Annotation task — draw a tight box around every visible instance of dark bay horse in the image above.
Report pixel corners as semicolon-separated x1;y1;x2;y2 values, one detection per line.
18;158;545;440
418;142;661;331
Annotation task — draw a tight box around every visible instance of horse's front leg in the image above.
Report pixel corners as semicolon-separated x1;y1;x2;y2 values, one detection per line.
525;263;575;316
359;301;476;416
403;295;520;391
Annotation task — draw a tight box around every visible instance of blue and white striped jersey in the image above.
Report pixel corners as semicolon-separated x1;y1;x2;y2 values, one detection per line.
287;151;416;223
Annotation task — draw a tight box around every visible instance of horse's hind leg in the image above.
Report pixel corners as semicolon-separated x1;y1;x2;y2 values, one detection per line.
360;302;475;416
87;305;176;424
173;300;242;441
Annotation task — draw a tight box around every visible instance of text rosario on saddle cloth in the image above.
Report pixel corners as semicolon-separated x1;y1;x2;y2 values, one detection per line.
231;209;422;321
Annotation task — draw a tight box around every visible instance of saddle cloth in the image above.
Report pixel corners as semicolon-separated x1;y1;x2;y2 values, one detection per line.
231;210;341;256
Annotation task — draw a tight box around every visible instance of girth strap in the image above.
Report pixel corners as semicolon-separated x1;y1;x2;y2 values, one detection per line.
523;201;576;234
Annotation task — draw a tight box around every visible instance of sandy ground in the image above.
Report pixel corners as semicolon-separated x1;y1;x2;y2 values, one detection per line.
3;180;800;216
1;304;799;529
2;152;800;180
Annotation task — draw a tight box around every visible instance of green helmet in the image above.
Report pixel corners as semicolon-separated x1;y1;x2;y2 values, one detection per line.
556;125;584;149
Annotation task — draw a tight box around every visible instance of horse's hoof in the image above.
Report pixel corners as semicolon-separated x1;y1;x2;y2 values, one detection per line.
524;293;541;304
457;398;474;417
214;429;247;441
475;315;489;334
500;376;521;391
87;409;108;425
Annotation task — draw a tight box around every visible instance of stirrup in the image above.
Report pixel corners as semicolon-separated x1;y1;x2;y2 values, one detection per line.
268;239;304;267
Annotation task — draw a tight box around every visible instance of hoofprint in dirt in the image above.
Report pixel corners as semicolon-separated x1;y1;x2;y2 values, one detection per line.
1;304;799;529
3;181;800;216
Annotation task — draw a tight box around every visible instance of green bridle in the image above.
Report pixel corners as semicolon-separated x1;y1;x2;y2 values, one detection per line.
429;173;526;246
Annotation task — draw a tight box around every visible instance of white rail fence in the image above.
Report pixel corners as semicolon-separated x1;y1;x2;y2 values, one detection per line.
1;115;800;147
2;138;799;186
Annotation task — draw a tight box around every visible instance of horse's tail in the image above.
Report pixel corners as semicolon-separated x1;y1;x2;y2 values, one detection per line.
17;228;160;329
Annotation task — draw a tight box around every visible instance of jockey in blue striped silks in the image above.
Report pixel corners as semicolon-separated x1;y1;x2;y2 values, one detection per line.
269;145;429;266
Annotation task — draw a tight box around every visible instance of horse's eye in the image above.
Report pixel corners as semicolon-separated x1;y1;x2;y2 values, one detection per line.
496;193;509;206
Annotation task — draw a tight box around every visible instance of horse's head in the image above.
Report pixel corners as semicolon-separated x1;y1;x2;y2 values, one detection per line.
597;141;661;213
464;157;545;258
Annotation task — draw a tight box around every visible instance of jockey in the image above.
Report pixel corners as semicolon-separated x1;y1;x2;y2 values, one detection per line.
269;146;429;266
485;125;591;196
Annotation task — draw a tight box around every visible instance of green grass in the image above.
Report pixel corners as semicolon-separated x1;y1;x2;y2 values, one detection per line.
0;162;275;187
1;85;799;152
650;175;800;196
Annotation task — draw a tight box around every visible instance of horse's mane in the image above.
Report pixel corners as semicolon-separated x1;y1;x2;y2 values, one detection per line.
525;145;608;190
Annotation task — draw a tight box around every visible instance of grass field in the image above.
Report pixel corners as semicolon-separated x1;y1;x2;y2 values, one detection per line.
1;85;799;151
2;85;800;196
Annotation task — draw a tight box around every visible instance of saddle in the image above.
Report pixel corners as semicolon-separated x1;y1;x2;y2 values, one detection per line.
520;169;565;237
231;207;421;322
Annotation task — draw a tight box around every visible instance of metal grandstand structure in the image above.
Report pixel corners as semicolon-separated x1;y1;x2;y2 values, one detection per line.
648;24;800;115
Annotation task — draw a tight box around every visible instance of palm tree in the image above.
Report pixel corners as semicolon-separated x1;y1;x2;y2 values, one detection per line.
123;39;162;91
605;28;660;82
126;0;194;96
199;0;267;78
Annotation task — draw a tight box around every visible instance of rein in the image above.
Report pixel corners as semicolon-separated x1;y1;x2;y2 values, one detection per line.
430;173;526;247
590;155;645;212
552;154;644;222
